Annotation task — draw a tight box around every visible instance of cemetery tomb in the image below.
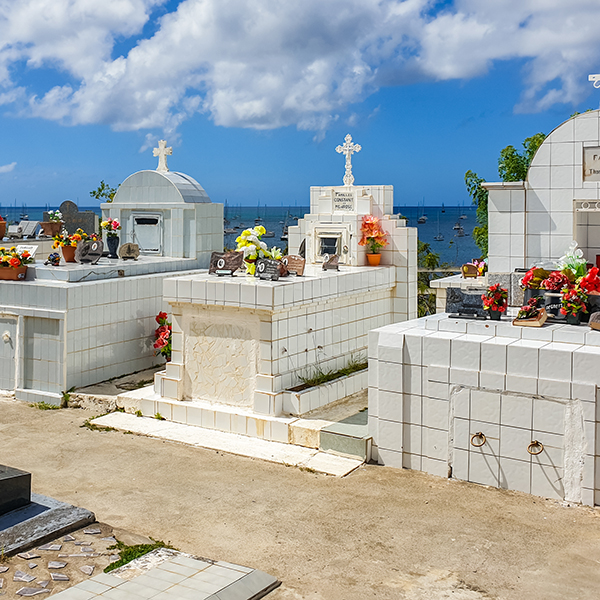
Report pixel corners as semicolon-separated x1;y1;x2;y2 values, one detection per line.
146;135;418;443
0;142;223;404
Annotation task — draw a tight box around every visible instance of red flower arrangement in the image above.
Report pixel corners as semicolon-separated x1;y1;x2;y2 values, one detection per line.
517;296;544;320
482;283;508;312
578;267;600;294
540;271;571;291
154;311;172;360
560;286;588;317
358;215;388;254
520;267;551;290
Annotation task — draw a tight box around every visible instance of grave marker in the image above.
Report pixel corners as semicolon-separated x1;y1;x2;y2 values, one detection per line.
255;258;281;281
75;239;103;264
118;243;140;260
45;201;96;235
209;251;243;276
282;255;305;276
322;254;339;271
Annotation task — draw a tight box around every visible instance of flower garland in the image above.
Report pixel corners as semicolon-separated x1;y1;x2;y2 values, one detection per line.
358;215;388;254
482;283;508;312
235;226;282;275
0;246;34;268
153;311;172;360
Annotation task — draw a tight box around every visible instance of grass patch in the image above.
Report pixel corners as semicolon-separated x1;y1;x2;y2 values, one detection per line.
31;401;60;410
104;539;176;573
61;386;76;408
81;417;116;432
135;410;143;417
154;413;165;421
296;354;367;389
117;379;154;391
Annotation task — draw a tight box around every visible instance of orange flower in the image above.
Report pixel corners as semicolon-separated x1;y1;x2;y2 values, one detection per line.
9;257;21;268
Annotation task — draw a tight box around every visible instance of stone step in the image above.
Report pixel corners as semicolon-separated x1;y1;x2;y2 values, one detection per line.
319;410;371;460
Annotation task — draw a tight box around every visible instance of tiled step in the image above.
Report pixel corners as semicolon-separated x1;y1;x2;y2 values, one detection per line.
319;410;372;460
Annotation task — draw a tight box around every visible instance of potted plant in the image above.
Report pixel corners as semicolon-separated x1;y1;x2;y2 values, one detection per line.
560;285;588;325
153;311;172;361
52;228;94;263
0;246;34;280
40;210;64;237
520;267;550;303
513;296;547;327
358;215;388;266
235;226;282;275
540;270;572;317
578;266;600;317
558;241;588;279
100;218;122;258
482;283;508;320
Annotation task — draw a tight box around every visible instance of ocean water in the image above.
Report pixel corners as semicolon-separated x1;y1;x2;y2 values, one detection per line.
4;204;480;268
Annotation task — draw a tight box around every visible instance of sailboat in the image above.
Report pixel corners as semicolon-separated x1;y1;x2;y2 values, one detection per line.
441;203;445;213
417;198;427;224
434;213;444;241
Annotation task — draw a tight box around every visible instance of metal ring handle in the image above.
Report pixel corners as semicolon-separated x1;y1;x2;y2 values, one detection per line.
470;432;486;447
527;440;544;455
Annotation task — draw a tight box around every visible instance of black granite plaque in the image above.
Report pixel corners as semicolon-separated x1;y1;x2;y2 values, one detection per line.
0;464;31;516
45;201;97;235
209;251;244;276
446;287;486;318
282;255;305;276
255;258;280;281
75;239;103;264
118;243;140;260
322;254;339;271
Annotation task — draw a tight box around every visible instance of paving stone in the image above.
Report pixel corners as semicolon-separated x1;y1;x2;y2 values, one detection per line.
37;581;50;588
14;570;36;583
38;543;62;551
62;535;76;542
101;537;117;543
17;553;40;560
50;573;69;581
0;567;8;573
15;587;50;596
48;561;67;569
0;577;3;588
74;542;91;546
28;563;37;569
81;547;94;553
80;566;95;576
83;528;101;535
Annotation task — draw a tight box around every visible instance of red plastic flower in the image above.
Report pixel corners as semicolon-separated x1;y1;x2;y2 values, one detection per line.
156;311;168;324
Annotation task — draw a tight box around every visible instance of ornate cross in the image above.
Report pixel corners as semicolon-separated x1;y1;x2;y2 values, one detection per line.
336;134;361;186
153;140;172;172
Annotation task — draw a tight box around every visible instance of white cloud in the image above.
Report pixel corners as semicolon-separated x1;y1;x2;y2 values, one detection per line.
1;0;600;133
0;162;16;173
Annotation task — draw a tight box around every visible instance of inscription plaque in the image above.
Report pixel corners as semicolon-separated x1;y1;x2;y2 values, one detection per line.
209;251;244;276
333;190;354;212
322;254;339;271
584;147;600;181
446;287;486;318
282;255;305;276
118;243;140;260
75;239;103;264
255;258;281;281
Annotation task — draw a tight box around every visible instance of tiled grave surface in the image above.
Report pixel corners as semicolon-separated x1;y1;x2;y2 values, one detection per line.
369;312;600;506
51;554;280;600
92;412;363;477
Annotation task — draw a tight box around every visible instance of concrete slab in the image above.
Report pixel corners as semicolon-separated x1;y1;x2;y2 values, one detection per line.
92;413;363;477
0;494;95;555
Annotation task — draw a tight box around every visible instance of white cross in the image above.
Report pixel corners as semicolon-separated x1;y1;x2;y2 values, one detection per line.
336;134;361;186
153;140;172;172
589;73;600;89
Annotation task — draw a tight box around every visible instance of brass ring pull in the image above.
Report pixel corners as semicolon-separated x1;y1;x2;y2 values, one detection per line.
470;432;486;447
527;440;544;455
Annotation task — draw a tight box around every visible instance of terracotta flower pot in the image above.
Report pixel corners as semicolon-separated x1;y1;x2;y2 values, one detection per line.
366;253;381;266
0;266;27;280
61;245;76;263
0;221;6;240
39;221;63;237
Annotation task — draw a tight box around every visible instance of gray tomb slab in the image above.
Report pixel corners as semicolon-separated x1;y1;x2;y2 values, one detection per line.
16;587;50;596
50;573;69;581
20;221;40;239
0;493;95;555
0;464;31;516
45;201;96;235
14;570;36;583
255;258;280;281
75;239;103;264
48;561;67;569
446;287;486;317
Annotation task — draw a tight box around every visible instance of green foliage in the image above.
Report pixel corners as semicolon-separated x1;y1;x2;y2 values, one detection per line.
104;539;176;572
61;385;76;408
135;409;143;417
90;180;119;203
81;416;116;432
465;170;488;257
417;241;453;317
31;401;60;410
497;133;546;182
154;413;166;420
299;354;367;387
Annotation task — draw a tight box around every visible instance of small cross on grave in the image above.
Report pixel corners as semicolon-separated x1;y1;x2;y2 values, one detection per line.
336;134;361;186
153;140;172;173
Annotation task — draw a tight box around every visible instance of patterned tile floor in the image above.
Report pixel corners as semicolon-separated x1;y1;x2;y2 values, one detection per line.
50;554;279;600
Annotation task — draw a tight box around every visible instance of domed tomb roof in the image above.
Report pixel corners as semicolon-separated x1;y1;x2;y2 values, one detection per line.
112;170;212;205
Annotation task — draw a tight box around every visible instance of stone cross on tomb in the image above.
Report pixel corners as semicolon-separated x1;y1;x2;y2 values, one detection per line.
336;133;361;186
153;140;172;172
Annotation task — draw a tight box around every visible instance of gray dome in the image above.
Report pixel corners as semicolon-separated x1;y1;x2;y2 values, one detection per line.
113;170;212;205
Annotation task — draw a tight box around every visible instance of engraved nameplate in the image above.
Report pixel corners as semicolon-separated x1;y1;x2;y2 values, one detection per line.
282;255;305;276
75;239;104;264
322;254;339;271
209;251;244;276
118;243;140;261
255;258;281;281
333;190;354;212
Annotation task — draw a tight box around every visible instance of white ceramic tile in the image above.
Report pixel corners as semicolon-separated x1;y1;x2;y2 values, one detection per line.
470;389;501;424
479;371;505;391
422;397;449;431
499;457;530;493
377;418;403;452
531;464;564;500
422;426;448;461
452;387;470;419
501;394;532;429
532;397;565;435
378;390;403;422
469;450;500;487
505;374;537;395
378;361;403;393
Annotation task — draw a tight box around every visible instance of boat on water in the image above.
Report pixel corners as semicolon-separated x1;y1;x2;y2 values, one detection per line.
224;228;237;234
459;214;467;220
417;215;427;224
434;214;444;241
262;231;275;238
441;203;445;213
281;225;288;241
455;225;465;237
453;222;461;230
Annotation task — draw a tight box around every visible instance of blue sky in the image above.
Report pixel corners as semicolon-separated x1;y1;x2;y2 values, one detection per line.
0;0;599;209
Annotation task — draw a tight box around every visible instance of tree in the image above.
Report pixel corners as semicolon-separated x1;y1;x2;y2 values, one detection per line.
90;180;119;203
466;132;546;257
418;240;452;317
